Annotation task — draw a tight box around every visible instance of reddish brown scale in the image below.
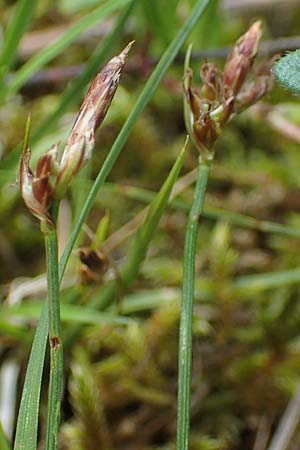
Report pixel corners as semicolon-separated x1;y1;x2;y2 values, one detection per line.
50;336;61;349
184;21;272;159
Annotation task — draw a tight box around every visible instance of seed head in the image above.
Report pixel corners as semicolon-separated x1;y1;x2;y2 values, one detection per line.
223;21;262;97
19;43;133;222
184;21;271;159
56;41;134;197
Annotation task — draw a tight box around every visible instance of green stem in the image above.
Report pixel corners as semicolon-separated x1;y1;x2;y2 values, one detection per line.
43;225;63;450
176;157;210;450
58;0;212;281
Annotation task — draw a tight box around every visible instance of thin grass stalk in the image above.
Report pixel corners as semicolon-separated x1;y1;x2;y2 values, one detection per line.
99;182;300;241
63;141;187;345
176;156;210;450
59;0;212;280
43;223;63;450
13;304;48;450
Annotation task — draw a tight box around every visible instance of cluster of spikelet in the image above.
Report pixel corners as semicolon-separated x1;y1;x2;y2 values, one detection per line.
19;42;133;223
184;21;272;159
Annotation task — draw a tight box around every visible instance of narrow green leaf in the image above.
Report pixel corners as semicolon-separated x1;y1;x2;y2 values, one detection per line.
104;182;300;240
64;138;187;344
13;303;48;450
59;0;212;280
3;0;130;99
140;0;173;45
121;139;187;289
0;0;38;82
93;210;111;247
120;288;180;314
234;267;300;292
1;303;134;326
59;0;107;15
192;0;222;49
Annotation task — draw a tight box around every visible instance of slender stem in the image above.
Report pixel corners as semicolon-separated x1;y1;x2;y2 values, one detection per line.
176;157;210;450
58;0;212;281
43;224;63;450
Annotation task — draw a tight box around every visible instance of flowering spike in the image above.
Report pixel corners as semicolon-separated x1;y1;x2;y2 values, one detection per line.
56;42;134;197
19;44;133;223
223;21;262;97
183;21;271;160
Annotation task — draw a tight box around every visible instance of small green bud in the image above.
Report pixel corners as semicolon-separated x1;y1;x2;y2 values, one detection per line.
272;50;300;94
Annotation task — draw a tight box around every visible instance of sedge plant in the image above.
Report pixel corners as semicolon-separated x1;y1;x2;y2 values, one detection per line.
18;43;133;450
177;21;273;450
14;2;212;448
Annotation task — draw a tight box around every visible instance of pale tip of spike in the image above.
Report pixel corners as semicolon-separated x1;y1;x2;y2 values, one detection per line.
119;41;135;61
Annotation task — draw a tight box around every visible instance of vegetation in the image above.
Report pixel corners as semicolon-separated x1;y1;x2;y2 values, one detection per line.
1;0;300;449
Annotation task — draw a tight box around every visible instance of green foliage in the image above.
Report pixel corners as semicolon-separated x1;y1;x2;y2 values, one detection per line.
2;0;131;100
0;0;39;82
61;301;181;450
59;0;212;280
0;422;10;450
2;2;300;450
140;0;180;45
11;3;211;449
13;303;48;450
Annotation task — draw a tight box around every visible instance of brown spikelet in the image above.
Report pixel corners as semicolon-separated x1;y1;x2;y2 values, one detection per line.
19;146;57;222
183;21;272;159
56;42;134;197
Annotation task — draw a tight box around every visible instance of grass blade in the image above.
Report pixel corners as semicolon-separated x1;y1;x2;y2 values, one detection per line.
59;0;212;280
140;0;173;44
59;0;107;15
13;302;48;450
121;141;187;289
64;138;187;344
104;181;300;240
0;0;38;83
234;267;300;292
1;303;134;326
2;0;130;99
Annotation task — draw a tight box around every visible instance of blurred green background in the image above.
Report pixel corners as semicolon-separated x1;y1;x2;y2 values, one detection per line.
1;0;300;449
